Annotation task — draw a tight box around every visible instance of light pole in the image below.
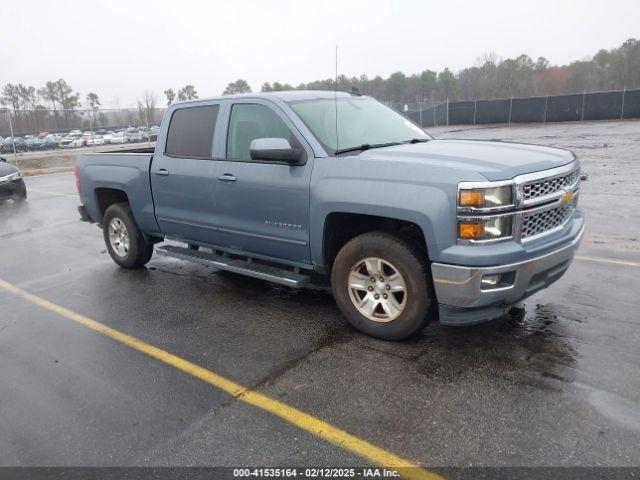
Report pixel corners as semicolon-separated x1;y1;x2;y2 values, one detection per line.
2;108;19;167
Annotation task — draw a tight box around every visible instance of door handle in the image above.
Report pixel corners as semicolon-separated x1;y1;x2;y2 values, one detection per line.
217;173;237;182
155;168;170;176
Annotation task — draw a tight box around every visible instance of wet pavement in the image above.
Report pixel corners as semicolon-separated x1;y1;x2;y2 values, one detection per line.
0;120;639;469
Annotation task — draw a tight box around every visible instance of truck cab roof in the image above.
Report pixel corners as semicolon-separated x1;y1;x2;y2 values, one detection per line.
171;90;357;107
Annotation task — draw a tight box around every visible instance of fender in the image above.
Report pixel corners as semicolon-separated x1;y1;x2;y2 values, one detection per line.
310;176;455;267
78;156;161;238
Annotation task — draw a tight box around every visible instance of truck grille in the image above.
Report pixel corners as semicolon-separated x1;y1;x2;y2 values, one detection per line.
522;169;580;201
522;203;574;239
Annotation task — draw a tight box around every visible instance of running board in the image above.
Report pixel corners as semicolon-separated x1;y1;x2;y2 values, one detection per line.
157;245;310;288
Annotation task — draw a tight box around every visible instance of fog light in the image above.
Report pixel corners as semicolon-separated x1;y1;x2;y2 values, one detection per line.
481;272;516;290
481;274;501;287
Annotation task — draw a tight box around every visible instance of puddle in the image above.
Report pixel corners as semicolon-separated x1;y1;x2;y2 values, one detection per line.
577;383;640;432
412;303;579;388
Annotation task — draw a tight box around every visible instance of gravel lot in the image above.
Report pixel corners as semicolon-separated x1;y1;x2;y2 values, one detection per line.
0;120;639;476
3;142;155;176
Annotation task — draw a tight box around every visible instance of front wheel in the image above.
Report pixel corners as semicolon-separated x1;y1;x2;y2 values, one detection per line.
103;203;154;268
331;232;435;340
12;181;27;202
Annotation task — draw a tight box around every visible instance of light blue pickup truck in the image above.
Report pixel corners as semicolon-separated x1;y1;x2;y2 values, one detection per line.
76;91;584;340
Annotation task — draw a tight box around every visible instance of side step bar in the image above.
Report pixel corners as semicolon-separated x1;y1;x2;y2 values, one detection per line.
157;245;311;288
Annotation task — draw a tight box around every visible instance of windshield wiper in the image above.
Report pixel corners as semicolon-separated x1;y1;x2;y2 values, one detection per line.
334;141;404;155
334;138;430;155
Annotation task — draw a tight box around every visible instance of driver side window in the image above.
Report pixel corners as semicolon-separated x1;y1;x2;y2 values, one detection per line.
226;103;297;161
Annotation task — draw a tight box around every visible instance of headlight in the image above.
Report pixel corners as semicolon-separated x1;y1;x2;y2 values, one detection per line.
458;185;513;212
0;171;21;183
458;214;514;242
457;181;516;244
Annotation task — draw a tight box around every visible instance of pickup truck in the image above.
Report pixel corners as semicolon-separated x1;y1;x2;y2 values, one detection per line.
76;91;584;340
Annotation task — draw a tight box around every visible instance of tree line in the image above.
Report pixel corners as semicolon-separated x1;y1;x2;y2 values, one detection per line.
2;38;638;129
0;80;202;113
0;80;198;132
221;38;640;106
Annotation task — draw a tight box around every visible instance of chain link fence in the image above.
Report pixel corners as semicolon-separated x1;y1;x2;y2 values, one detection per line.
401;88;640;127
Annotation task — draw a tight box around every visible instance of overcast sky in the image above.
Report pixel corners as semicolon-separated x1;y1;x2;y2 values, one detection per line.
1;0;638;108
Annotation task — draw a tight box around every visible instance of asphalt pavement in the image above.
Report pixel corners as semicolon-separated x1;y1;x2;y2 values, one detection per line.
1;120;639;475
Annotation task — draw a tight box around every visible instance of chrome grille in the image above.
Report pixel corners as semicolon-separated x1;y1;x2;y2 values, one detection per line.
522;170;580;201
522;204;574;238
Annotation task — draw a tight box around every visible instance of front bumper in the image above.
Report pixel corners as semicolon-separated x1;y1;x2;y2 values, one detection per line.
432;218;585;325
0;178;25;199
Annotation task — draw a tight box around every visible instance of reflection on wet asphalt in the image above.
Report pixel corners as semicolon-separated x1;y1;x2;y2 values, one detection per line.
1;120;640;468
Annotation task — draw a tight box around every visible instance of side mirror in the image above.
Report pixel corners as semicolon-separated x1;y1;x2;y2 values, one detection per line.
250;138;303;164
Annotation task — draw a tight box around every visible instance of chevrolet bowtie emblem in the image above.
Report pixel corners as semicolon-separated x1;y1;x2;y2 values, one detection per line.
561;189;574;205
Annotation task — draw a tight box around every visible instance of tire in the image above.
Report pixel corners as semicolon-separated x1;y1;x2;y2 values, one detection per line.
102;203;154;268
331;232;435;340
13;181;27;202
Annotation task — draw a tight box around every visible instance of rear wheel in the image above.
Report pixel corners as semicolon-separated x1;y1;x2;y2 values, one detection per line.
103;203;154;268
331;232;435;340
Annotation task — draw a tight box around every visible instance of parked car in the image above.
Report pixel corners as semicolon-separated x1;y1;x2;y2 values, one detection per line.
148;126;160;142
128;131;146;143
45;137;60;149
108;131;129;144
2;137;27;152
60;136;84;148
86;134;105;146
0;156;27;202
76;91;584;341
25;136;47;151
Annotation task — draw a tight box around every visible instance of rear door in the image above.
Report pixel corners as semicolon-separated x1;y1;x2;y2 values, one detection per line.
151;103;222;244
213;100;314;264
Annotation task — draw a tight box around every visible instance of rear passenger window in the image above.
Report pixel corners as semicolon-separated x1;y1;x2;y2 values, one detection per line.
165;105;219;158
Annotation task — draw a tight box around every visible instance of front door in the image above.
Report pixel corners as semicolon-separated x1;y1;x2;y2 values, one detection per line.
214;101;313;264
151;104;222;244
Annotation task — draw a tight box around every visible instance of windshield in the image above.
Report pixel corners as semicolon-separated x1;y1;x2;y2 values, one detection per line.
288;96;431;155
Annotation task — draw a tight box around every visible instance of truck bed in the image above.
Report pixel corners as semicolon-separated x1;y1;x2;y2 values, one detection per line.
103;146;155;154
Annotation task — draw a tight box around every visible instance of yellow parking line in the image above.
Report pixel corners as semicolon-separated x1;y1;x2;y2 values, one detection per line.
575;255;640;268
0;278;442;480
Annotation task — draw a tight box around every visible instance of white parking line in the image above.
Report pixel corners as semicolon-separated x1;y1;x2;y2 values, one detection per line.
26;187;77;198
24;171;74;178
575;255;640;268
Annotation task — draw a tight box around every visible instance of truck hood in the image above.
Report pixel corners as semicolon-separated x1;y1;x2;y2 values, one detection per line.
0;161;20;177
357;139;575;181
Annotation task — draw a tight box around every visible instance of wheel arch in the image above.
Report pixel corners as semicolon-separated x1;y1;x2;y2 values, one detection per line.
95;188;130;222
321;211;432;272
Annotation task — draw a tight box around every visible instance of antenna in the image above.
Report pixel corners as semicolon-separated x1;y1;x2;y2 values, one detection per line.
334;45;339;151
